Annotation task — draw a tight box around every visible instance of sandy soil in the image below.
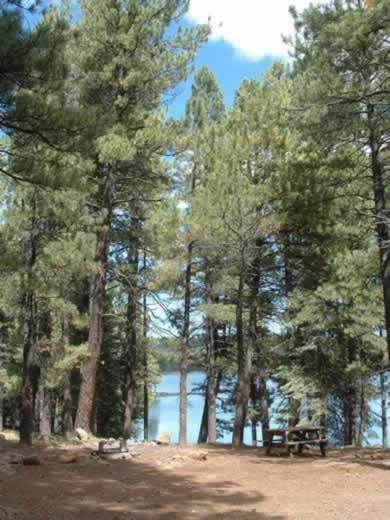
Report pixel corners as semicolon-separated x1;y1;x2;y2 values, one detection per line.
1;435;390;520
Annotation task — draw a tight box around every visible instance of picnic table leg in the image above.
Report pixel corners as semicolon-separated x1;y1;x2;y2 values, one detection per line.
320;443;326;457
286;431;294;457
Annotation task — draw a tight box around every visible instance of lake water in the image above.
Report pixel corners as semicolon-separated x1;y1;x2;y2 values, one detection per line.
136;370;388;446
138;370;270;444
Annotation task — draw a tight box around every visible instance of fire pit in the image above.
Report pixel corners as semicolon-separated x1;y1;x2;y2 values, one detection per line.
97;440;130;460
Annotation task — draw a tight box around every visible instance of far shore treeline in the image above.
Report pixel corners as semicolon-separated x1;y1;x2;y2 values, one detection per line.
0;0;389;448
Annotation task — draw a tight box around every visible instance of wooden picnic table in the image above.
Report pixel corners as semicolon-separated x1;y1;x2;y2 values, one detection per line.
264;426;327;457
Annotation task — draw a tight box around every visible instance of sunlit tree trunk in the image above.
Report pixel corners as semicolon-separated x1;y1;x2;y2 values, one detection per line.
76;168;113;433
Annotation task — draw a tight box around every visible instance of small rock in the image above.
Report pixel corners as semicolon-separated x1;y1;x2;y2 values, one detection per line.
156;432;171;445
22;456;41;466
58;455;78;464
128;451;140;458
190;451;208;461
75;428;89;442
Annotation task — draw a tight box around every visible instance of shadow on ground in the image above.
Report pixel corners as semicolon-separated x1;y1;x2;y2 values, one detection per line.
0;438;285;520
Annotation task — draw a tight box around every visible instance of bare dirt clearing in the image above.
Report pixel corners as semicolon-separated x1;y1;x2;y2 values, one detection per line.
0;435;389;520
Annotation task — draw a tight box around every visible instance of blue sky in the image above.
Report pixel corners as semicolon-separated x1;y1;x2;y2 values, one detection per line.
168;0;322;118
167;36;274;119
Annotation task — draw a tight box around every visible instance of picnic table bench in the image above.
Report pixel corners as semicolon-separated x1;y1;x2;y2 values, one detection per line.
264;427;327;457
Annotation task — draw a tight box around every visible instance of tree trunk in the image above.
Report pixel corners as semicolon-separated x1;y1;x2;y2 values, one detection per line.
232;270;251;447
20;194;37;446
319;393;327;433
62;314;73;437
75;168;113;433
0;385;3;432
250;375;258;447
39;386;51;440
258;370;270;444
179;241;193;446
344;339;356;446
207;319;217;444
123;229;139;439
380;370;388;448
368;101;390;363
143;252;149;441
198;386;208;444
357;377;366;448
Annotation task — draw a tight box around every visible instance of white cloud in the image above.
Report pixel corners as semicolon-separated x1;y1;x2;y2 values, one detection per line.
187;0;322;60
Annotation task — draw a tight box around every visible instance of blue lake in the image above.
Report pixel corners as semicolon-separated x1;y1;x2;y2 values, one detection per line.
138;371;273;445
137;370;388;446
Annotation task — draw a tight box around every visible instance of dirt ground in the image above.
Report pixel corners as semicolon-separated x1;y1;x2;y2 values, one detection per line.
1;434;390;520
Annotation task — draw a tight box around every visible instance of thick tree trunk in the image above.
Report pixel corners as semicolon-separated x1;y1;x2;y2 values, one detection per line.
250;375;258;447
179;241;193;446
143;255;149;441
319;393;327;433
207;320;217;444
199;370;222;444
198;386;208;444
343;339;356;446
380;370;388;448
62;314;73;437
357;377;366;448
20;195;37;446
63;375;73;437
258;369;270;443
39;386;51;440
123;231;139;439
367;101;390;363
75;169;113;433
232;271;251;447
0;385;3;432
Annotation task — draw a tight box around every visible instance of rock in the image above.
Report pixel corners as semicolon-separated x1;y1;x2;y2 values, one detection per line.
75;428;89;442
58;455;78;464
156;432;171;445
22;456;41;466
190;450;208;461
0;433;6;441
128;451;140;458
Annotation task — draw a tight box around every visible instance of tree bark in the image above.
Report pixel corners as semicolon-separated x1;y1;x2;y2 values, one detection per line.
380;370;388;448
75;168;113;433
198;385;208;444
143;252;149;442
250;375;258;447
207;315;217;443
367;100;390;363
0;385;3;432
258;368;270;443
232;270;251;447
20;194;37;446
179;240;193;446
62;314;73;437
123;228;139;439
38;386;51;440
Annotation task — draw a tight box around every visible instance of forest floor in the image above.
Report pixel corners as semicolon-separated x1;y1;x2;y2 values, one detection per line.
1;432;390;520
